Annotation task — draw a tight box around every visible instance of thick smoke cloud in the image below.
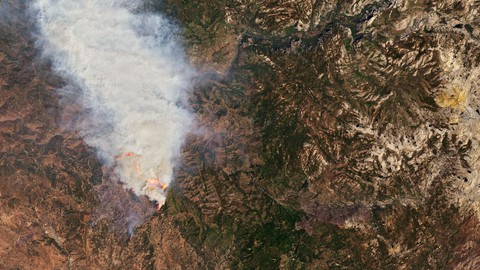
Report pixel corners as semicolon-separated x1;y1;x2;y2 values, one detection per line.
31;0;194;204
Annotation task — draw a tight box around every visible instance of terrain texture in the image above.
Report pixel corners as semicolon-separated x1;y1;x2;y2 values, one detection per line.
1;0;480;269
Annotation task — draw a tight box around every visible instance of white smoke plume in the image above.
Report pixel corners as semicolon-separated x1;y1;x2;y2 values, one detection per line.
31;0;194;205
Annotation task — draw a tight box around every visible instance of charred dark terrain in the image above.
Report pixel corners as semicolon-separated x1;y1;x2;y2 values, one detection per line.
1;0;480;269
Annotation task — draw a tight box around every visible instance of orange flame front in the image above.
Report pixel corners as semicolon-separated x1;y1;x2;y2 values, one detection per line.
117;151;168;200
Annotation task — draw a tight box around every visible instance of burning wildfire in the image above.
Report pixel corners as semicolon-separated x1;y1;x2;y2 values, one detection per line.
117;151;168;209
31;0;193;208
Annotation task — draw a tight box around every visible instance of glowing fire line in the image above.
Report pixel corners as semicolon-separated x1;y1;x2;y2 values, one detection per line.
116;152;168;210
